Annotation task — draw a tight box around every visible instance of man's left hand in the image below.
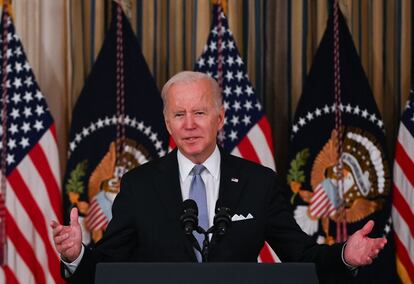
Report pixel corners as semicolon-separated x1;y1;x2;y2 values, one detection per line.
344;220;387;267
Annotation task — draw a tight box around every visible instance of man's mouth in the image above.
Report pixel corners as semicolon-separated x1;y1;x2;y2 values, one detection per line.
184;137;201;142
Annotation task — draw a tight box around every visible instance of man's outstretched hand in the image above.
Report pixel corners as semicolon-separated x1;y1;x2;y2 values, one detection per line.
344;220;387;267
50;207;82;263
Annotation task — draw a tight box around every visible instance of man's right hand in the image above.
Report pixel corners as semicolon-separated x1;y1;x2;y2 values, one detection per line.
50;207;82;263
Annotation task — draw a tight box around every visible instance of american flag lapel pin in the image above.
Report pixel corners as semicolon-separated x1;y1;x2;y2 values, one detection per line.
231;178;239;183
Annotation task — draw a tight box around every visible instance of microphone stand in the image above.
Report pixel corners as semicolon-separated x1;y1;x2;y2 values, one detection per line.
182;204;231;262
194;226;215;262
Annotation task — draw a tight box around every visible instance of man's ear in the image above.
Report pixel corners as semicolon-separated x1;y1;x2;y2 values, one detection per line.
165;118;172;135
218;106;225;130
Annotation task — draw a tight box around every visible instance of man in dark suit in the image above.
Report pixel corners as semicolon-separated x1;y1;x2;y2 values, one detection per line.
51;71;386;283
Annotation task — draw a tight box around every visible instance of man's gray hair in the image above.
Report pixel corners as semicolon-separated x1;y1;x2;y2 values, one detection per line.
161;71;222;112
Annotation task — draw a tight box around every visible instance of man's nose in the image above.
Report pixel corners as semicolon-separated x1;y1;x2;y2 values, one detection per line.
184;114;196;129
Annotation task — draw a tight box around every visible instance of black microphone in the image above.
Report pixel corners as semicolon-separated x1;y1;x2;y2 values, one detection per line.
180;199;198;235
213;204;231;237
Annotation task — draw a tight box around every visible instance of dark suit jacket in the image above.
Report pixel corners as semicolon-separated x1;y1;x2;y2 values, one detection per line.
68;149;351;283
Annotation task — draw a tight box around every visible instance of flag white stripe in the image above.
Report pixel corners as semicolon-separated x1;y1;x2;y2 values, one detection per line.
393;162;414;217
88;214;107;230
7;179;57;282
310;192;327;208
309;191;327;210
231;146;242;158
85;202;101;220
310;187;324;202
0;266;4;284
18;154;59;242
6;237;35;284
268;243;281;262
398;123;414;163
93;220;108;231
38;129;62;186
392;205;414;265
247;124;275;171
311;198;329;216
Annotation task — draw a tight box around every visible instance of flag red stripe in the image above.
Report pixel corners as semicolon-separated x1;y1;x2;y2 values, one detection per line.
394;232;414;283
311;198;329;217
88;214;107;230
50;123;58;144
86;202;100;216
309;191;328;210
3;265;19;284
7;170;62;284
395;141;414;187
311;192;328;207
258;243;275;263
85;202;105;228
237;136;260;164
91;220;108;231
29;143;63;223
393;185;414;241
258;116;275;155
6;210;46;284
327;206;336;217
310;197;328;212
312;200;330;217
309;189;325;207
312;186;324;197
168;136;176;150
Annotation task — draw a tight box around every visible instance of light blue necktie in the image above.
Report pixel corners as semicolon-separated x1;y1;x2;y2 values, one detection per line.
189;164;208;262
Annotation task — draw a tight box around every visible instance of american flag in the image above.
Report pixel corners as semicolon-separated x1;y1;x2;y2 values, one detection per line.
195;4;277;263
0;9;63;284
392;89;414;284
309;182;337;218
84;196;109;232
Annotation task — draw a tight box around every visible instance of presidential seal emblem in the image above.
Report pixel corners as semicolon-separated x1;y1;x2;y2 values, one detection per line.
66;138;151;242
288;128;390;244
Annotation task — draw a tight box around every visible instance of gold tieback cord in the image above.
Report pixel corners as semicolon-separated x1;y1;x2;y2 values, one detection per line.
333;0;347;243
115;4;126;172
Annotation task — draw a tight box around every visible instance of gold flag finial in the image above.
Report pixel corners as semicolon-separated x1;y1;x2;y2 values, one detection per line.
211;0;228;16
0;0;14;18
113;0;132;20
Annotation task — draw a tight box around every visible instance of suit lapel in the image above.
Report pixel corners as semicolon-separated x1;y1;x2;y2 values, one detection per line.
153;150;197;261
209;151;246;255
217;151;246;211
154;150;183;221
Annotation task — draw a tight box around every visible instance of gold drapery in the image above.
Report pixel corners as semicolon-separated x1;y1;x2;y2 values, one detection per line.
5;0;412;178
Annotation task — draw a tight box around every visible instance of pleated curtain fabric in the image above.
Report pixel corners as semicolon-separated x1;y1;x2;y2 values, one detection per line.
63;0;411;177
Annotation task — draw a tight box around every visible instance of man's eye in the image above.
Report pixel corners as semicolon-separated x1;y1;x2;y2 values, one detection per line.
195;112;205;116
174;113;184;118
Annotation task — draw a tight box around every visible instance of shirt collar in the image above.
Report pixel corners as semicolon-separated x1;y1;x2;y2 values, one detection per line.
177;145;221;182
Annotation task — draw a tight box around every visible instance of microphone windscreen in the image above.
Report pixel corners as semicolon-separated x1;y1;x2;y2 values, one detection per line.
183;199;198;215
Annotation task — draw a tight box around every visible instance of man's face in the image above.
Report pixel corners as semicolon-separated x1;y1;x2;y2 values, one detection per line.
164;79;224;164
